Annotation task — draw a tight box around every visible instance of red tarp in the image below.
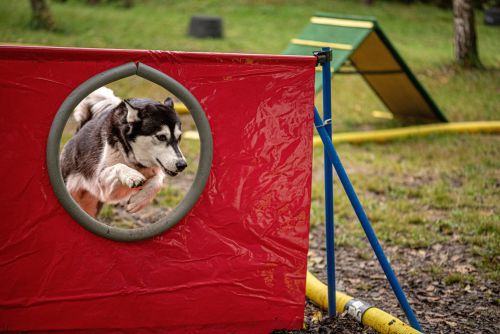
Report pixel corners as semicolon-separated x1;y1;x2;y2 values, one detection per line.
0;46;316;333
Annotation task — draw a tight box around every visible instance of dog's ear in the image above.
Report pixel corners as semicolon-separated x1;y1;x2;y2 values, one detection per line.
164;97;174;109
123;101;140;123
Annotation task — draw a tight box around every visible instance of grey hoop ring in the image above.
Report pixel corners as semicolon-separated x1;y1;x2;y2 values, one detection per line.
47;62;213;242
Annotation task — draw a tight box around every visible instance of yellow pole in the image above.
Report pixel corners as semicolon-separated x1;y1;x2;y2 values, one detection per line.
312;121;500;146
174;103;189;114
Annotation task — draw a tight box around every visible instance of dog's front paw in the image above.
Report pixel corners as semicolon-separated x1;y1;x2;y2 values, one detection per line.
126;190;154;213
123;170;146;188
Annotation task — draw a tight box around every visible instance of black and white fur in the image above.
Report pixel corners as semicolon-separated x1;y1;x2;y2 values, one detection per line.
60;87;187;218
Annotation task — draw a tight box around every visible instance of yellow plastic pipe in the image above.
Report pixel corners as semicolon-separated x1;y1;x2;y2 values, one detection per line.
312;121;500;146
182;121;500;145
174;103;189;114
306;271;423;334
306;271;350;313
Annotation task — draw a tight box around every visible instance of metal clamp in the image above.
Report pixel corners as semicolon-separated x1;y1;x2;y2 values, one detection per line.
313;49;333;65
345;298;373;323
315;118;332;128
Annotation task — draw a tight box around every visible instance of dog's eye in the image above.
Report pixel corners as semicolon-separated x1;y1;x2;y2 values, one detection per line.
156;135;168;142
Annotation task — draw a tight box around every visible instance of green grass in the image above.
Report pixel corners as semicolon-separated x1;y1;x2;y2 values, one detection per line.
444;272;476;287
310;134;499;279
1;0;498;278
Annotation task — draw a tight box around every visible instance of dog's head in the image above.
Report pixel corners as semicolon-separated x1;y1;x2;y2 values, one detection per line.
121;97;187;176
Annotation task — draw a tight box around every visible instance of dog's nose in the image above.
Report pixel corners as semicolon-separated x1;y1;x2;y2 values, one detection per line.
176;160;187;172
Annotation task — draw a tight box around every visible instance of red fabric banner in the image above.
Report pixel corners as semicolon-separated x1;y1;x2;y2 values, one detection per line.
0;46;316;333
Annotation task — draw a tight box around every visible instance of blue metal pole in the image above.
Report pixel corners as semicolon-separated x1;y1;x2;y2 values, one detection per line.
313;107;423;332
320;47;336;317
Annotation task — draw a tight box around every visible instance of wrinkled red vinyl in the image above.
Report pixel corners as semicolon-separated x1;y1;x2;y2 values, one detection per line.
0;46;316;333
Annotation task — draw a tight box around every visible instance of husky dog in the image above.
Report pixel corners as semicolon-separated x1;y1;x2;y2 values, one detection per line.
60;87;187;218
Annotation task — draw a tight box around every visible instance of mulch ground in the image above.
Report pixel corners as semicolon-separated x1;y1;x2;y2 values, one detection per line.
285;224;500;334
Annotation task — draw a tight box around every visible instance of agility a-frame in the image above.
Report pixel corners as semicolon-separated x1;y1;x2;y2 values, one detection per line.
284;12;447;122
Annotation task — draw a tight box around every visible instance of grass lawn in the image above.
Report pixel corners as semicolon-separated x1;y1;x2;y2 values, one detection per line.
1;0;498;281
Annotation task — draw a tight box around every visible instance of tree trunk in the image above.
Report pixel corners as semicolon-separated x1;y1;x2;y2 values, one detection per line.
123;0;134;8
453;0;482;68
30;0;55;30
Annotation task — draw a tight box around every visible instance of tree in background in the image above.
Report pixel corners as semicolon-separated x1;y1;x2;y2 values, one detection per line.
453;0;483;67
30;0;55;30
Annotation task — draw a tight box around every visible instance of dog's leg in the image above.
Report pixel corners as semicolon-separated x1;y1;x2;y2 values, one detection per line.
71;189;101;218
98;163;146;201
126;173;165;213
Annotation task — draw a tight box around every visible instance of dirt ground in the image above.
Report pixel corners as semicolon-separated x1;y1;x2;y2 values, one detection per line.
292;225;500;334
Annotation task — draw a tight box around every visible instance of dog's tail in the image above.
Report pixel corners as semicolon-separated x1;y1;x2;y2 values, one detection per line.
74;87;122;132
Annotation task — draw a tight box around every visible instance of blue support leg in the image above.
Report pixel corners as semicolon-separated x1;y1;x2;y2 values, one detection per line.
320;47;336;317
313;107;423;332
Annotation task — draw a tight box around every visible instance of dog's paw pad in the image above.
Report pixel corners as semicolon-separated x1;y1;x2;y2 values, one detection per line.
124;172;146;188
